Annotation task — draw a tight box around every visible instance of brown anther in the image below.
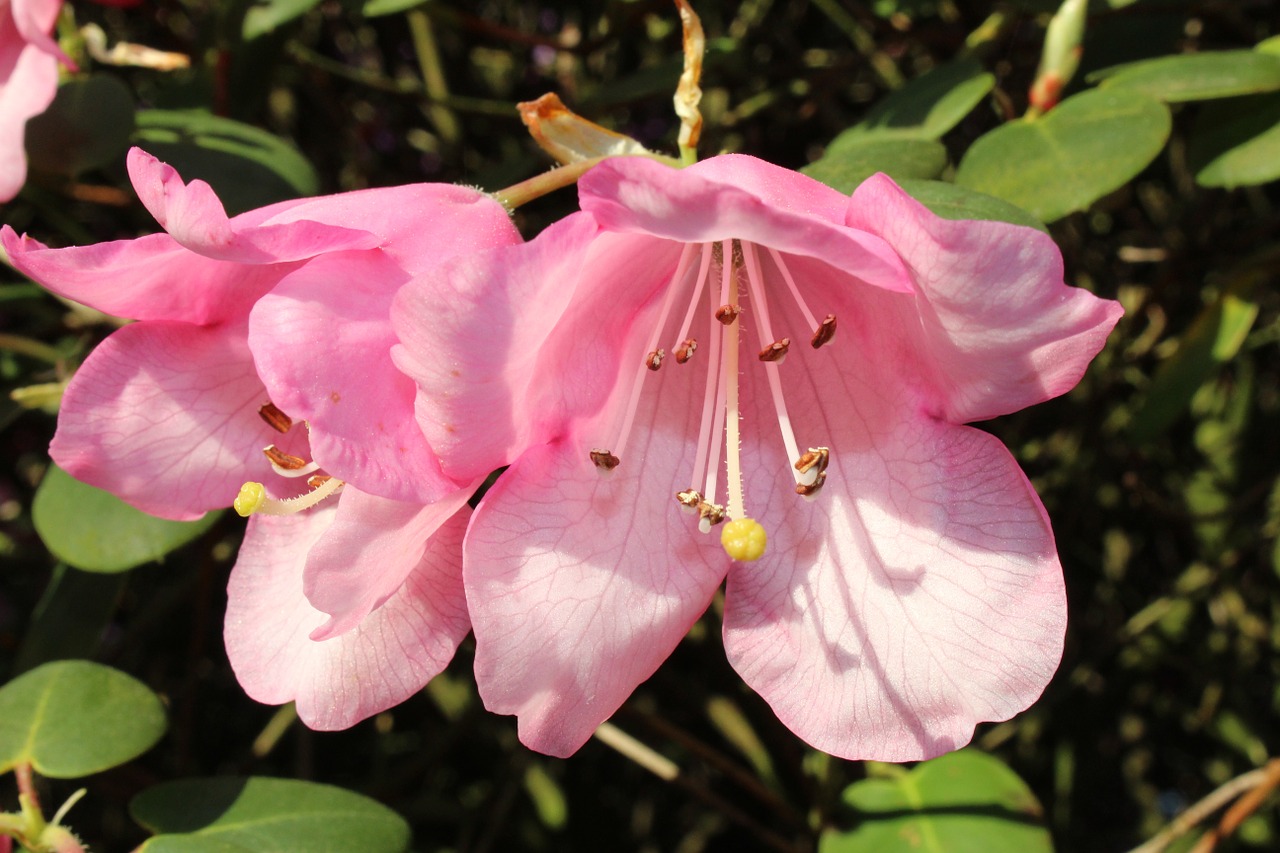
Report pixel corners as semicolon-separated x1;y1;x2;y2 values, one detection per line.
258;402;293;433
263;445;309;470
676;488;702;509
697;501;726;526
714;304;740;325
646;349;666;371
810;314;837;349
758;338;791;363
307;474;333;489
794;446;830;479
590;449;621;471
795;471;827;499
674;339;698;363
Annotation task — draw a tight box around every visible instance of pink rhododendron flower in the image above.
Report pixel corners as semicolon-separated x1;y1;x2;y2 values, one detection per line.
0;0;70;201
394;154;1123;760
4;148;522;727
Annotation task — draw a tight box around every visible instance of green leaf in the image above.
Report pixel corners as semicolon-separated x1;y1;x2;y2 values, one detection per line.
955;89;1170;222
32;464;220;573
1189;92;1280;188
12;566;126;674
1258;36;1280;57
895;180;1047;231
24;75;136;177
835;57;994;142
1091;51;1280;102
802;138;947;194
132;110;319;215
820;751;1052;853
132;778;411;853
362;0;424;15
1127;273;1261;444
0;660;166;778
243;0;324;40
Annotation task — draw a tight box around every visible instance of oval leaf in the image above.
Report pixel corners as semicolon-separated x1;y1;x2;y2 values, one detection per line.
895;179;1047;231
835;57;994;141
1189;92;1280;188
0;661;166;778
243;0;324;40
132;777;411;853
955;88;1171;222
132;110;319;215
803;138;947;194
33;464;221;573
1091;51;1280;102
820;751;1052;853
25;75;136;176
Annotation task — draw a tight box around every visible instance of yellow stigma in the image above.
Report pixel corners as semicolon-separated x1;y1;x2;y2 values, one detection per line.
721;517;766;562
233;482;266;517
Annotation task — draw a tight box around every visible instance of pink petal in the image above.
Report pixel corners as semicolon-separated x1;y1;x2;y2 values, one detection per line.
1;227;302;325
0;6;60;201
125;148;381;264
250;251;456;504
9;0;70;65
847;173;1124;422
393;215;680;482
302;482;477;641
465;359;726;757
49;320;302;519
724;416;1065;762
224;497;470;730
579;155;914;294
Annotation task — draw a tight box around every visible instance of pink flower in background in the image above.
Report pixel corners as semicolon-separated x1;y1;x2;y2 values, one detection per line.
394;155;1123;760
4;147;522;727
0;0;70;201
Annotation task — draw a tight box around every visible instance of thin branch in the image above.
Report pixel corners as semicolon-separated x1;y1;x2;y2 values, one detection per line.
1129;762;1277;853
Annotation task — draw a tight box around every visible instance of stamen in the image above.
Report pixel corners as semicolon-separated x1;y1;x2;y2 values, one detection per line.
258;402;293;433
646;349;666;371
263;445;321;479
675;488;702;513
793;446;830;487
741;243;804;479
702;243;736;513
758;338;790;363
307;474;333;489
590;449;621;473
233;476;344;518
605;243;701;466
811;314;837;349
714;304;739;324
795;471;827;501
674;339;697;363
765;246;820;330
721;240;747;524
688;256;725;513
697;500;726;533
670;245;715;359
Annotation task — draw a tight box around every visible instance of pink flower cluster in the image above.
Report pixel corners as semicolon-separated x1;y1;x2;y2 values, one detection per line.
5;147;1121;761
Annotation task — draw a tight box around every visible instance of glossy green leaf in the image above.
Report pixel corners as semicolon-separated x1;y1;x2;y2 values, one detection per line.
803;138;947;194
32;464;220;573
1189;92;1280;188
24;75;136;176
1091;51;1280;102
243;0;324;39
896;180;1047;231
955;89;1170;222
834;57;994;142
1258;36;1280;57
132;777;411;852
0;660;166;778
1128;274;1261;444
132;110;318;215
820;751;1052;853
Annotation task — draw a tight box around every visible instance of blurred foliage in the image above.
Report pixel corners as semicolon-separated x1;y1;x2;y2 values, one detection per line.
2;0;1280;851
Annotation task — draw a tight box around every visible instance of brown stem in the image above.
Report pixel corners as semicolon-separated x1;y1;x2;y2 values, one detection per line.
1191;758;1280;853
1129;761;1279;853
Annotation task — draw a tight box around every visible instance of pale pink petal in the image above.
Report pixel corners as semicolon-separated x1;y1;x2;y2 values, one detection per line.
393;216;680;482
1;227;302;324
579;155;914;294
302;482;477;640
125;148;381;264
725;417;1064;762
466;357;726;757
9;0;69;65
49;320;304;519
0;7;59;201
847;173;1124;422
249;251;456;503
225;498;471;730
